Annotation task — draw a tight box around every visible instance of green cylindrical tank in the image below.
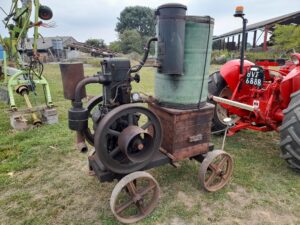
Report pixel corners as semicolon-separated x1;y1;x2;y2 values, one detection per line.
155;16;214;109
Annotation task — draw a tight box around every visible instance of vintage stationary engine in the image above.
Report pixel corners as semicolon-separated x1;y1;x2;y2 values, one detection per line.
60;37;162;175
61;3;233;224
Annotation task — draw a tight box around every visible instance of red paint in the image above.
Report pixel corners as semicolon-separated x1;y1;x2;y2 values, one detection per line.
217;53;300;135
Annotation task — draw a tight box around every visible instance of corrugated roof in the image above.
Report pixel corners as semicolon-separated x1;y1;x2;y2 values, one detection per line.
214;10;300;41
18;36;78;50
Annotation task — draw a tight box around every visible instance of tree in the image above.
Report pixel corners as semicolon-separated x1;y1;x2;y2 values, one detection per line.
273;24;300;51
119;29;143;54
108;41;122;52
85;39;106;49
116;6;155;37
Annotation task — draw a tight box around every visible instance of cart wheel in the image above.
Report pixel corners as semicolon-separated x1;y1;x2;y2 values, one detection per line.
110;171;160;224
199;150;233;192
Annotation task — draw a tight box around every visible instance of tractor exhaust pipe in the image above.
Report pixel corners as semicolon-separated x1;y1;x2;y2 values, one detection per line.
234;6;247;75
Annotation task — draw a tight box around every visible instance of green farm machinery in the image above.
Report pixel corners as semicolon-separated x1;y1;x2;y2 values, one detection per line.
0;0;57;130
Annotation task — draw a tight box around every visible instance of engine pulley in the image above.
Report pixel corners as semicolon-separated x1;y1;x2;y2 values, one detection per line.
118;126;154;163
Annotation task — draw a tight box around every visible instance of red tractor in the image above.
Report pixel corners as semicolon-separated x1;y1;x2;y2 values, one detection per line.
208;6;300;171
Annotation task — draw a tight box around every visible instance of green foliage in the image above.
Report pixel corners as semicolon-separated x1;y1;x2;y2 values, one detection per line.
108;41;122;52
113;6;156;54
211;50;281;64
116;6;155;37
85;38;106;49
273;24;300;51
245;51;279;62
119;29;143;54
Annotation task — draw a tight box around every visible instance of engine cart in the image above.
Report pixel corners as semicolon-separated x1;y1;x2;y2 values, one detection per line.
61;3;233;224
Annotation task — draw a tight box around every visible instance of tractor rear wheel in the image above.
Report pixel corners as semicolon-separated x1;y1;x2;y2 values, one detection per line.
280;90;300;171
208;71;232;132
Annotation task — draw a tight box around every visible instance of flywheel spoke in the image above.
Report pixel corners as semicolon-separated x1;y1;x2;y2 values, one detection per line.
142;121;153;130
109;147;120;157
107;129;120;136
128;114;134;125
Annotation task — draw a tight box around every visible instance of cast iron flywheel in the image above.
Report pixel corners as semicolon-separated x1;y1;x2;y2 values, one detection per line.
82;95;103;145
94;104;162;174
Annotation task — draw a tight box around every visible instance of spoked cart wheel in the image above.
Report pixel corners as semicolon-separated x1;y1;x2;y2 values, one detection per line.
110;171;160;224
199;150;233;192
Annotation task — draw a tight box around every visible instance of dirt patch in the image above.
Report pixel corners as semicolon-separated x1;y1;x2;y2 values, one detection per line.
249;208;298;225
227;186;252;208
156;217;187;225
176;191;196;209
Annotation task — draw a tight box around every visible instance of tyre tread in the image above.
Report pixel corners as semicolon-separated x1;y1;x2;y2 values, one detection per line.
280;91;300;171
208;71;229;132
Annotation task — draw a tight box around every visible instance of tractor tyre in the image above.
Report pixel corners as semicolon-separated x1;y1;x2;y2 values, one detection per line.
280;90;300;171
208;71;231;132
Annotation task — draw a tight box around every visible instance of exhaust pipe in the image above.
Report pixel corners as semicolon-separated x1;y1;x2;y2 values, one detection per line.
76;131;88;153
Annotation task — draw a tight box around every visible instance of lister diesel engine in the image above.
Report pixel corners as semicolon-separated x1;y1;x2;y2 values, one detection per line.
60;4;234;223
60;38;163;175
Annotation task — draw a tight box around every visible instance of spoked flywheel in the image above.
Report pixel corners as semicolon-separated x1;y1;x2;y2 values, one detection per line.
94;104;162;174
110;171;160;224
82;95;103;145
199;150;233;192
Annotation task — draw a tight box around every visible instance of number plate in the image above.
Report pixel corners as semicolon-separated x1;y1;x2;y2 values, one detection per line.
245;66;264;88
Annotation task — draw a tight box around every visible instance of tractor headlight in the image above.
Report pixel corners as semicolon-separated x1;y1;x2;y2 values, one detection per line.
291;55;300;65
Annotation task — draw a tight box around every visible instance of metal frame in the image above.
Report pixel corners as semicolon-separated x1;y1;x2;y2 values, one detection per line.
89;144;214;183
0;0;54;110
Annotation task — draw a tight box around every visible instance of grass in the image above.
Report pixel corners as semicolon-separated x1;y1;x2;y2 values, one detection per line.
0;62;299;225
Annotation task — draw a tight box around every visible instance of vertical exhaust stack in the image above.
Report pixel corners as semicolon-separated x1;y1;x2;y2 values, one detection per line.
60;63;86;101
156;3;187;75
60;63;88;153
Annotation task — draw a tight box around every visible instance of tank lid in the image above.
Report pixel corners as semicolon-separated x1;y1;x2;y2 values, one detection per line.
157;3;187;10
186;16;215;24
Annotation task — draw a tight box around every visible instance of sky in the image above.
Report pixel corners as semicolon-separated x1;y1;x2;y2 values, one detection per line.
0;0;299;44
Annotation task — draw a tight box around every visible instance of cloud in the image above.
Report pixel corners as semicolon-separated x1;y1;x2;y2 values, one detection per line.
0;0;299;44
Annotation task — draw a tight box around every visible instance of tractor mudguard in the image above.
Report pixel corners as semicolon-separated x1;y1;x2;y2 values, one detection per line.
280;66;300;108
219;59;254;91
